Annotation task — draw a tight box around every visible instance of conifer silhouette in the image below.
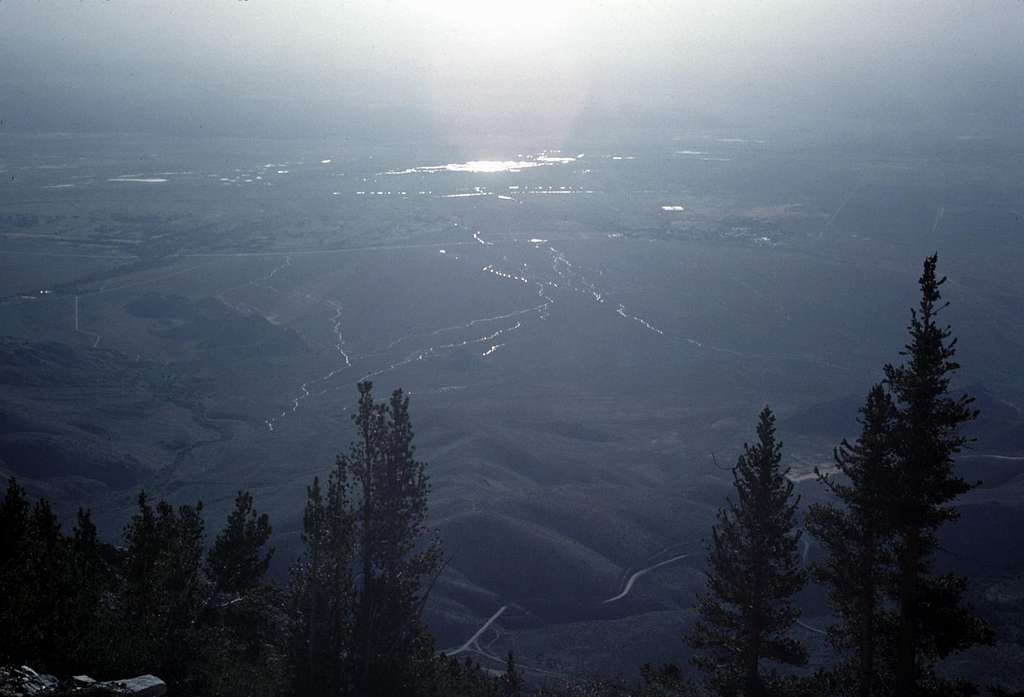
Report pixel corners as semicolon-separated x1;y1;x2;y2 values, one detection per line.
690;407;806;696
207;489;274;596
806;384;897;697
883;255;991;695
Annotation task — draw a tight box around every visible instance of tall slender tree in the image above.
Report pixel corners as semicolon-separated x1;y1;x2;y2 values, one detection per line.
347;381;442;696
0;477;30;567
207;489;274;597
0;477;33;665
122;489;161;662
56;508;117;676
806;384;897;697
287;468;355;697
288;476;327;697
204;491;282;697
0;482;66;670
120;492;206;685
502;651;522;697
689;407;806;697
287;382;441;697
0;481;116;674
882;254;991;695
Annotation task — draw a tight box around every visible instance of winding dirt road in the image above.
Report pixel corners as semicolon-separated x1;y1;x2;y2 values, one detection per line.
602;553;691;604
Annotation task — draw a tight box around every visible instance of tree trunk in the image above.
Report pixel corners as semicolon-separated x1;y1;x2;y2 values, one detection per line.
357;497;373;694
858;538;876;697
745;599;763;697
895;528;920;696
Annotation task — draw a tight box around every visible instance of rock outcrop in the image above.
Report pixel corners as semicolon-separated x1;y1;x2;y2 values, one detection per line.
93;676;165;697
0;666;57;696
0;667;165;697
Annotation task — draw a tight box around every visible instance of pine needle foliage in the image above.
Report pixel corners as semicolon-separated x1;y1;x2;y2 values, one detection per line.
689;407;806;697
882;254;992;696
207;490;274;596
806;384;898;697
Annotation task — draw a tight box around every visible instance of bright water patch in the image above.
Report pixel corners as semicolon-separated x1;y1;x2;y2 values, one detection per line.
382;153;577;175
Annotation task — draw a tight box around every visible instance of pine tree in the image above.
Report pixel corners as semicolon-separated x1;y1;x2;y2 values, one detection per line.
0;484;114;675
0;477;33;665
288;477;331;697
882;254;991;695
502;651;522;697
0;483;68;669
324;456;357;693
120;491;206;685
806;384;897;697
689;407;806;697
347;381;442;696
0;477;30;565
288;382;442;696
123;490;161;646
158;499;207;691
207;489;274;596
56;508;118;675
204;492;283;697
287;465;356;697
24;498;65;671
350;380;387;695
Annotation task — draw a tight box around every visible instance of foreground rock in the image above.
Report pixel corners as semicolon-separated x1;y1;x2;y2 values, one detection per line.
0;666;58;696
0;667;165;697
93;676;165;697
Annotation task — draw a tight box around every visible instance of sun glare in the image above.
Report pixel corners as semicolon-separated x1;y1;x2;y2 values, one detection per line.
417;0;584;45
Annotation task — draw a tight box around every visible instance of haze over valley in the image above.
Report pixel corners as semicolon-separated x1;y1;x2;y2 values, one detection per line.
2;1;1024;691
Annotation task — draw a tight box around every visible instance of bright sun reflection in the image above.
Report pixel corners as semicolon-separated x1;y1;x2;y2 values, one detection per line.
453;161;536;173
384;160;539;175
383;154;578;175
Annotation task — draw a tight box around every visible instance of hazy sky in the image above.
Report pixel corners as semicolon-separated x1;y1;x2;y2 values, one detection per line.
2;1;1022;141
